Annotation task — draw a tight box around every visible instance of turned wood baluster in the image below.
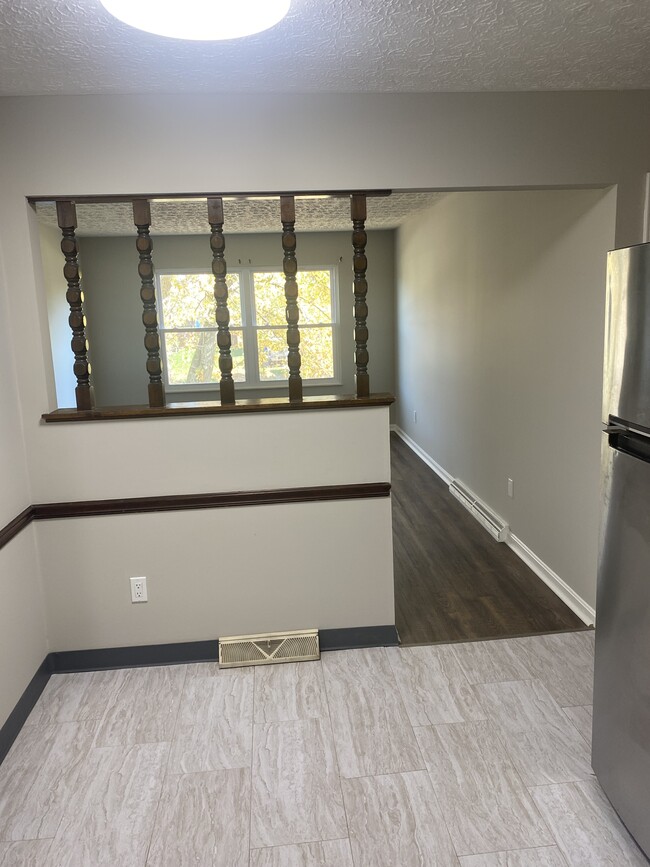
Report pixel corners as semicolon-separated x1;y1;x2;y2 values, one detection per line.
207;197;235;405
351;194;370;398
133;199;165;408
281;195;302;402
56;200;94;411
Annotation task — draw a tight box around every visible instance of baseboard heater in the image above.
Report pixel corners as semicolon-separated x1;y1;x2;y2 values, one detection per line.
448;480;509;542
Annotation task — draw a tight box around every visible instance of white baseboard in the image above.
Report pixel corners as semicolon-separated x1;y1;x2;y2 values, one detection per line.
391;426;453;486
506;532;595;626
392;424;596;627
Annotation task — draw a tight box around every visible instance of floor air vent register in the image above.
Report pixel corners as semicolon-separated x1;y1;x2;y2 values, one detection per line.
218;629;320;668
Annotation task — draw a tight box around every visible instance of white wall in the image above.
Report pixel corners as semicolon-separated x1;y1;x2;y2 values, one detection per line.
396;188;617;611
74;230;395;407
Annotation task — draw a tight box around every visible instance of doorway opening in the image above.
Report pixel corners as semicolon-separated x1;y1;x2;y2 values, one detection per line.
391;187;616;645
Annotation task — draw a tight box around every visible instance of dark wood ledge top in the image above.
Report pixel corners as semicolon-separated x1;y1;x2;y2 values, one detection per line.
42;393;395;423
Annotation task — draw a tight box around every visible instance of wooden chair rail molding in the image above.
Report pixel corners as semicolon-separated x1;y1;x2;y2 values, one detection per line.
0;482;391;552
33;190;392;416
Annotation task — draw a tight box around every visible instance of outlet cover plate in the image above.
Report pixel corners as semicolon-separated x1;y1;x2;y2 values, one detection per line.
130;576;148;603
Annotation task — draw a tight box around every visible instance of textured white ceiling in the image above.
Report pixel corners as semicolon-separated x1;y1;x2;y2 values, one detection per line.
34;192;446;236
1;0;649;96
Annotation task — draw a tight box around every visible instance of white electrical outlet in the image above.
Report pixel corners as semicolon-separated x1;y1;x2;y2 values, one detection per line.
507;478;514;498
130;576;148;603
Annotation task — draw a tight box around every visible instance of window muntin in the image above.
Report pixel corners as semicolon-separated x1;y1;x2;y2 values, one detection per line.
156;267;339;389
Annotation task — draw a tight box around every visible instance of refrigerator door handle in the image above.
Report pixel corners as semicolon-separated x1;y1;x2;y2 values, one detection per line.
603;423;627;434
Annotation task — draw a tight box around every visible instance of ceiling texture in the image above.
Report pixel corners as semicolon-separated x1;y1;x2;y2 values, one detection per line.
33;192;447;235
0;0;648;96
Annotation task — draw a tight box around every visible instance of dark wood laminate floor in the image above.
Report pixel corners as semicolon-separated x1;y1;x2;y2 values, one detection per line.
391;432;587;645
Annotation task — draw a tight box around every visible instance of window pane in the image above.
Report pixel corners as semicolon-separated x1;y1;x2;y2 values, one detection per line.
253;272;286;326
256;328;287;381
164;329;245;385
253;270;333;326
297;270;333;324
160;273;242;328
300;327;334;379
256;327;334;381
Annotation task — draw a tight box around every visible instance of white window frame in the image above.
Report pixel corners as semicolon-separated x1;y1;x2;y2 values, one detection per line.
156;265;342;391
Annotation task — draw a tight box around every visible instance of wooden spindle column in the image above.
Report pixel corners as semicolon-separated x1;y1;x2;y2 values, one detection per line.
207;197;235;405
281;195;302;402
56;200;94;411
351;194;369;398
133;199;165;408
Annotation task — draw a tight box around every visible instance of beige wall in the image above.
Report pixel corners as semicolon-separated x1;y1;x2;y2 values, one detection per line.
37;498;394;652
0;92;648;501
0;240;47;728
29;406;390;503
0;91;648;703
28;403;395;653
0;242;31;524
0;529;49;727
76;230;395;407
396;188;617;610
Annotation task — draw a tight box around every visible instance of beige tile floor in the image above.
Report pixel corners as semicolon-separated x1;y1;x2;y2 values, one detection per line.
0;630;648;866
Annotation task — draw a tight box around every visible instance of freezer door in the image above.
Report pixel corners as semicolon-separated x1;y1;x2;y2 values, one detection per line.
593;441;650;857
604;242;650;430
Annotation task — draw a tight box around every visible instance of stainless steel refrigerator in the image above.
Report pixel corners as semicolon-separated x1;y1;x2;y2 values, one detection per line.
593;241;650;859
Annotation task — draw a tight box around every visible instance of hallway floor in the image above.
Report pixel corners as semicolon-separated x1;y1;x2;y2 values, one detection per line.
0;631;647;865
391;433;587;645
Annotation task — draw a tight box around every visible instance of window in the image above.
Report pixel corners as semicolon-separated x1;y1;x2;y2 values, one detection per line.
156;267;339;389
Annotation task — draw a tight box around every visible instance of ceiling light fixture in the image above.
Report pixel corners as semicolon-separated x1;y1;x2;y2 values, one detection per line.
99;0;291;41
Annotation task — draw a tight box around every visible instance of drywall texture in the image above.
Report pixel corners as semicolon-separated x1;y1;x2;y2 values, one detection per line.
396;188;617;610
0;241;47;730
29;406;391;503
0;244;31;526
0;528;48;728
74;230;395;407
37;498;394;652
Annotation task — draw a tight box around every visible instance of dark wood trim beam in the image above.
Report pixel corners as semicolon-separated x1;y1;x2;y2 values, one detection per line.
32;483;391;521
28;190;392;205
42;393;395;423
0;507;34;552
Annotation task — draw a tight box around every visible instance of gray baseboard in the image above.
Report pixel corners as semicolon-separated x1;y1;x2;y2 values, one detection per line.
0;658;52;766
